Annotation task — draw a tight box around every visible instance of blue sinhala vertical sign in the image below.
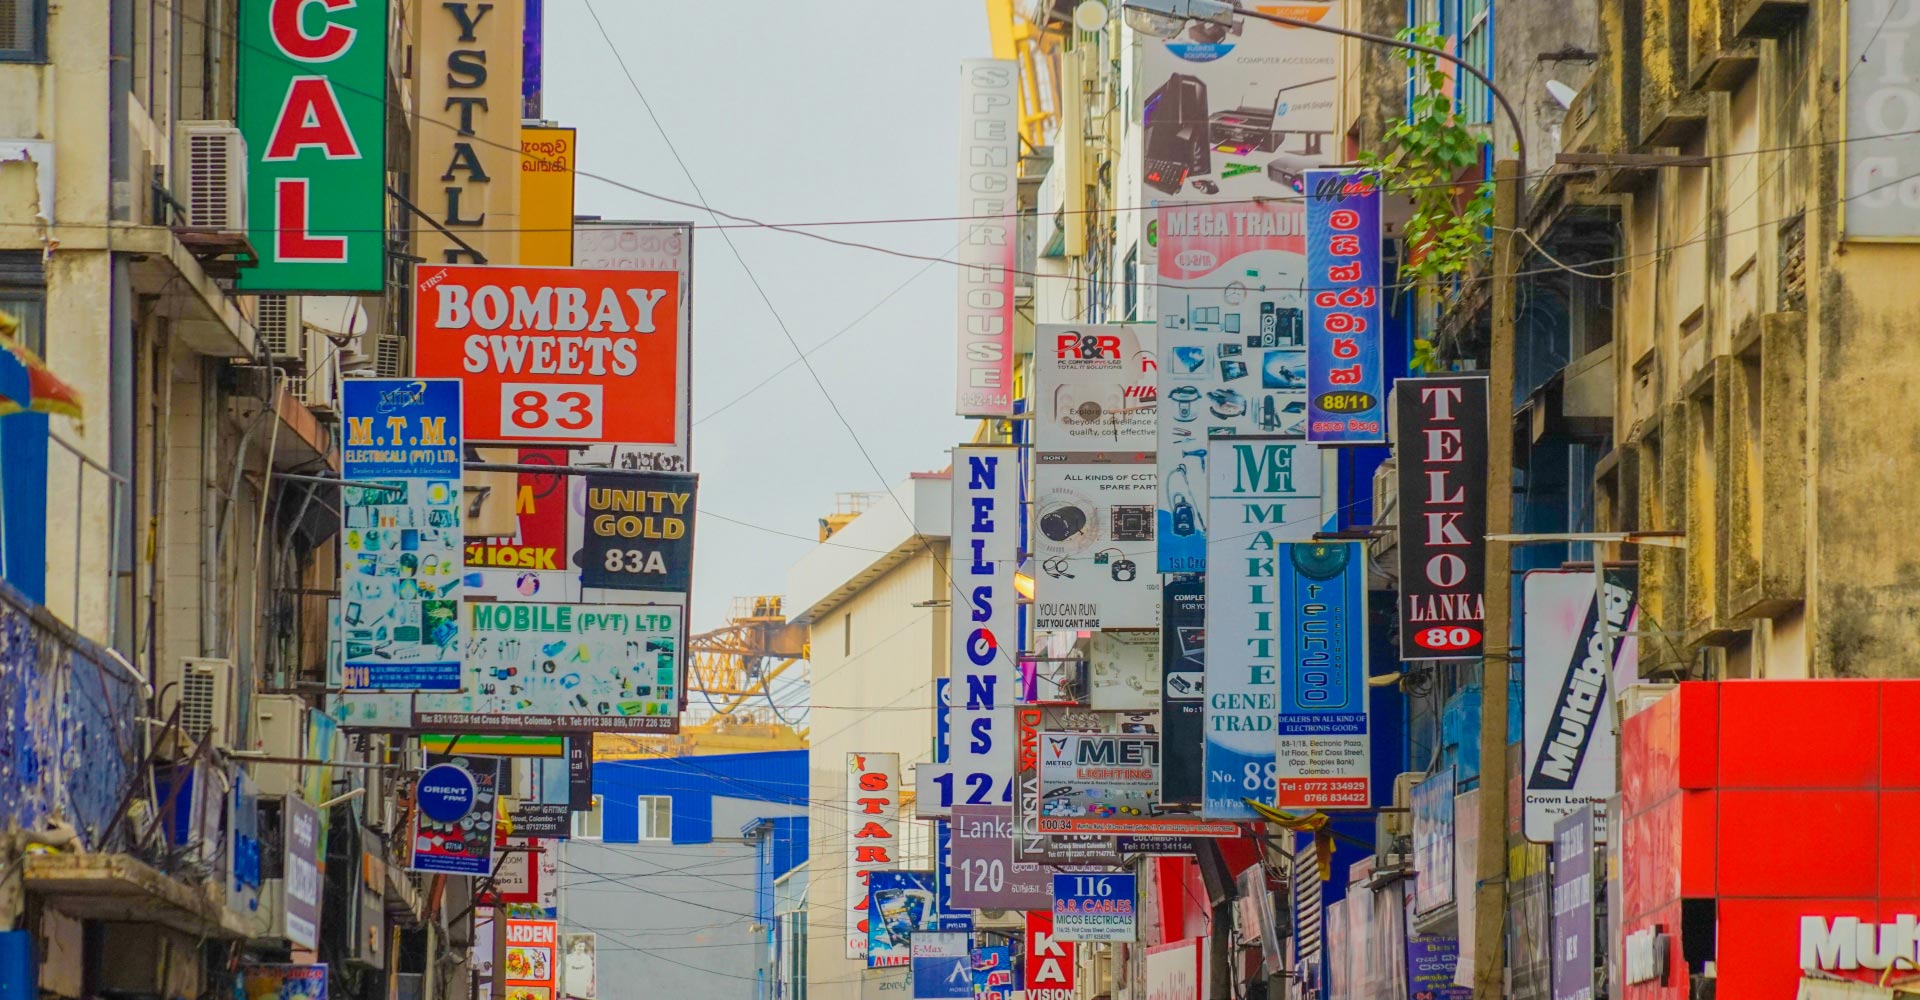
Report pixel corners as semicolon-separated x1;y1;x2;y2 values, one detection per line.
1304;169;1386;443
1274;542;1370;808
339;379;464;691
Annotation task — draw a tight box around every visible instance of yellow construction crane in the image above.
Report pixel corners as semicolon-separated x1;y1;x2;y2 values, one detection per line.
597;596;810;760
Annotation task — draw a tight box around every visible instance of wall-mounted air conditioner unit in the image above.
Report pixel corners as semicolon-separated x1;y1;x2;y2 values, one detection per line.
159;657;237;753
176;122;248;234
253;295;304;362
369;334;406;377
251;694;308;797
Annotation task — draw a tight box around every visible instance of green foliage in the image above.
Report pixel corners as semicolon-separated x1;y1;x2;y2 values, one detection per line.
1358;24;1495;286
1409;338;1440;374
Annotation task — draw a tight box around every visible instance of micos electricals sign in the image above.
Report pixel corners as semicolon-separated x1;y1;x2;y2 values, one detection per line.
414;264;685;448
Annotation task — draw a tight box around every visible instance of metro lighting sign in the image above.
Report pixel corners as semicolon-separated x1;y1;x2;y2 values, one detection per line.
237;0;388;292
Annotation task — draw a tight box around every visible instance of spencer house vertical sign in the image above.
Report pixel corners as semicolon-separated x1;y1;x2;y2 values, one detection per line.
956;61;1019;418
1394;376;1488;659
236;0;388;292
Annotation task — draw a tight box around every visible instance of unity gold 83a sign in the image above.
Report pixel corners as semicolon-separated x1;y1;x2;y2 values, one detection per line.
578;473;697;593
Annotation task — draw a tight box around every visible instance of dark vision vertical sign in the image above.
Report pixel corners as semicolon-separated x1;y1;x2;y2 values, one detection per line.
1394;376;1489;660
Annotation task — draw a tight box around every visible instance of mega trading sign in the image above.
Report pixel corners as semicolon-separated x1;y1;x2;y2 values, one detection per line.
414;265;686;450
236;0;388;292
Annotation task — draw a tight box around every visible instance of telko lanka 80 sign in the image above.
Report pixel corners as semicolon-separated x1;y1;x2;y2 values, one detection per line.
414;264;686;448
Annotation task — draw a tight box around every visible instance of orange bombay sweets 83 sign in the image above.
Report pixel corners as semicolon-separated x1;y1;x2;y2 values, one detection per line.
414;264;682;446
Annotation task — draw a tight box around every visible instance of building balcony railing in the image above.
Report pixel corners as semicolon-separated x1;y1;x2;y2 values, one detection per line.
0;578;145;852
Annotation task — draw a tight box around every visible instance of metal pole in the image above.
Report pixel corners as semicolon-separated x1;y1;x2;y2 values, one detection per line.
1472;157;1521;998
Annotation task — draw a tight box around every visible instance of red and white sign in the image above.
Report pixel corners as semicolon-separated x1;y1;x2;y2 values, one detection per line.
1025;911;1077;1000
845;752;901;961
414;264;685;448
503;918;558;998
1145;937;1203;1000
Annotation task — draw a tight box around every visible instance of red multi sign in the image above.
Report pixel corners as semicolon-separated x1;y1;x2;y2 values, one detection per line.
1621;680;1920;997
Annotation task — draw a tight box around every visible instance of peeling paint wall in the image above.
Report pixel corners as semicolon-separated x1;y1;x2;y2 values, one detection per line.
0;582;142;848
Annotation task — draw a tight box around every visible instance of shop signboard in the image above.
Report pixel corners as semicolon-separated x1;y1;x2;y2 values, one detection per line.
235;0;386;292
503;918;560;1000
867;871;936;968
520;126;576;266
931;820;970;930
283;794;321;950
956;60;1019;418
464;447;571;601
413;0;522;266
239;965;328;1000
413;264;687;452
950;446;1018;808
1159;577;1206;807
1203;436;1324;819
1303;169;1387;443
971;945;1016;1000
1051;873;1137;942
1155;202;1315;573
1038;733;1238;837
1522;569;1639;842
1015;707;1119;864
413;601;683;733
911;932;972;1000
1025;910;1077;1000
1394;376;1489;660
1843;0;1920;239
949;805;1051;910
578;472;698;593
1145;938;1202;1000
1407;931;1472;1000
1411;767;1457;915
1550;809;1596;1000
409;755;499;875
1274;542;1370;808
846;753;901;961
339;379;464;691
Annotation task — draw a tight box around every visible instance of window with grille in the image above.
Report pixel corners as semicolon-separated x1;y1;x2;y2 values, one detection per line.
1458;0;1493;125
0;0;46;62
0;252;46;354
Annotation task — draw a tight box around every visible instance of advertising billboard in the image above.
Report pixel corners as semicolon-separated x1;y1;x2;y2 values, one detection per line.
1844;0;1920;239
1155;201;1313;572
571;221;695;472
1274;542;1370;808
950;446;1018;808
283;794;321;950
578;472;697;593
1303;169;1387;443
1203;437;1324;819
1138;6;1341;205
1523;569;1639;842
239;965;328;1000
1038;733;1236;837
413;264;686;452
956;60;1019;417
1145;938;1202;1000
412;602;683;733
1550;809;1596;1000
867;870;936;968
464;446;570;601
234;0;387;292
409;755;499;875
1032;462;1159;630
845;752;901;961
1015;706;1118;865
1394;376;1490;660
1033;324;1158;454
339;379;464;691
911;931;972;1000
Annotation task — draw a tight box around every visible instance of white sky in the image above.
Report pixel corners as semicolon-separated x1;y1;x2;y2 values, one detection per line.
546;1;986;631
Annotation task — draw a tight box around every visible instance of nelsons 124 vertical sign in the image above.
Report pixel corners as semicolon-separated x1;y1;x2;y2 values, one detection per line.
236;0;388;292
1394;376;1489;659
